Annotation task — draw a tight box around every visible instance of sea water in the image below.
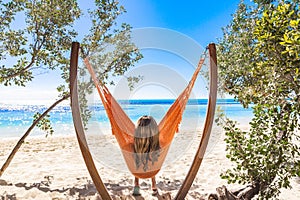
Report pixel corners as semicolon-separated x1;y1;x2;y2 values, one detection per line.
0;99;253;138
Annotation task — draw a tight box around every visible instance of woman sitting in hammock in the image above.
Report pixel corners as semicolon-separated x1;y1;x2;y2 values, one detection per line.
82;53;207;196
133;115;160;196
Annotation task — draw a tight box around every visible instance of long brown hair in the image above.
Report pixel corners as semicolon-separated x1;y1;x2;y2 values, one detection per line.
134;115;160;171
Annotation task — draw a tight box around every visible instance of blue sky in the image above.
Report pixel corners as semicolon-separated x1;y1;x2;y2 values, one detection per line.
0;0;242;105
118;0;240;45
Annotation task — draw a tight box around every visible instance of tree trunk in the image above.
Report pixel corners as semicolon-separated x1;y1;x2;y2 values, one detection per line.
0;94;70;177
208;182;260;200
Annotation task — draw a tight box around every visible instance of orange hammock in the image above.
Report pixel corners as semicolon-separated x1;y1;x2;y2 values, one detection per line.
84;56;205;179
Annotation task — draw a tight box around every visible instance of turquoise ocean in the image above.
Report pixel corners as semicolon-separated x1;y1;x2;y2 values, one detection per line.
0;99;253;138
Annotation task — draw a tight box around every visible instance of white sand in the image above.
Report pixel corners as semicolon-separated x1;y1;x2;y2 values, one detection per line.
0;129;299;199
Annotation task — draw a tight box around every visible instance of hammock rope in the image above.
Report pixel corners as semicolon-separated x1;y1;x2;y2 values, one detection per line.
84;59;135;146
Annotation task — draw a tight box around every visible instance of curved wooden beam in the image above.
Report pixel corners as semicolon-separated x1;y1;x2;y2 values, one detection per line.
175;43;218;199
69;42;112;200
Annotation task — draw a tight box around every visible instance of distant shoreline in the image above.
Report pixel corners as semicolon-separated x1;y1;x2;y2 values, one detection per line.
0;98;242;106
0;98;253;138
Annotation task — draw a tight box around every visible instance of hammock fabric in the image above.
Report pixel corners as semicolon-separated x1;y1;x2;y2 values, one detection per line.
84;56;205;179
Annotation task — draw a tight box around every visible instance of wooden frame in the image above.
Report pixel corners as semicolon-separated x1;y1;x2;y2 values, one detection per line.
175;43;218;199
69;42;218;199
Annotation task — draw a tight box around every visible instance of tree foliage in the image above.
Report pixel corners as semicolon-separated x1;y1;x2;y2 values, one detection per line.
0;0;142;128
217;0;299;198
0;0;142;177
0;0;80;86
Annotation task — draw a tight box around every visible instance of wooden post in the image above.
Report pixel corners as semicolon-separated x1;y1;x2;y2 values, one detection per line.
69;42;112;200
175;43;218;199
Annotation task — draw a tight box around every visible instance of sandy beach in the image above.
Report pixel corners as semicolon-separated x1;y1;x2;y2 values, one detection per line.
0;128;299;200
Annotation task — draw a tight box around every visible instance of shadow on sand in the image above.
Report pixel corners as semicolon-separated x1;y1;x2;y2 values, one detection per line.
0;177;172;200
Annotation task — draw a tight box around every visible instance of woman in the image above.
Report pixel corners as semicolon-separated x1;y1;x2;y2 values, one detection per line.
133;115;160;196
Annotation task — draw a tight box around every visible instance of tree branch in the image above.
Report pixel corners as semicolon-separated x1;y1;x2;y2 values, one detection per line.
1;57;36;81
0;94;70;177
1;22;48;82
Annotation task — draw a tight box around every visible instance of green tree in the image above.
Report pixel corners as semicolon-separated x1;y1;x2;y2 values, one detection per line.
0;0;142;177
216;0;299;199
